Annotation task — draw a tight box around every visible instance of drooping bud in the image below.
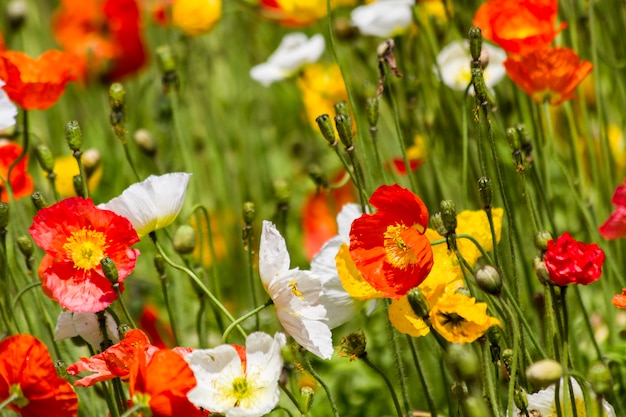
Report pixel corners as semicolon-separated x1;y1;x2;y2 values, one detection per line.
334;113;353;149
109;83;126;111
273;178;290;206
154;253;167;276
475;265;502;295
73;174;86;198
65;120;83;152
477;176;492;210
315;114;337;146
31;192;48;211
588;361;612;395
440;200;457;234
156;45;178;92
0;202;8;229
133;129;157;156
429;212;447;236
506;127;521;152
534;230;553;252
446;343;480;383
468;27;483;62
516;123;533;156
242;201;255;225
35;144;55;173
339;332;367;361
461;395;491;417
525;359;563;388
100;257;119;284
407;288;430;319
533;256;550;285
365;97;379;129
172;225;197;255
513;387;529;413
300;386;315;413
16;235;33;258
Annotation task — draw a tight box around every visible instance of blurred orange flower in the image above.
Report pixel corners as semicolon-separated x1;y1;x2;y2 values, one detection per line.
612;289;626;308
473;0;566;55
260;0;355;27
52;0;146;82
504;47;593;105
0;47;76;110
0;140;33;201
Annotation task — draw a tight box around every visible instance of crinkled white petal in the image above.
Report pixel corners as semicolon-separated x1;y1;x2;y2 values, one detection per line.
99;172;191;237
259;221;291;288
55;311;119;348
55;311;78;341
250;33;325;86
0;82;17;131
336;203;362;239
351;0;414;38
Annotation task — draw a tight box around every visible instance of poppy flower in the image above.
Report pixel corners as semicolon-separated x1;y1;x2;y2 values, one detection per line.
259;0;355;27
51;152;103;198
172;0;221;36
386;134;427;175
129;348;205;417
612;289;626;309
0;334;78;417
473;0;566;56
350;0;414;38
52;0;146;83
503;46;593;105
599;179;626;240
138;304;175;349
0;140;34;201
55;310;119;348
297;63;349;128
0;80;17;130
185;332;285;417
349;184;434;298
0;48;76;110
29;197;140;312
543;232;605;286
99;172;191;237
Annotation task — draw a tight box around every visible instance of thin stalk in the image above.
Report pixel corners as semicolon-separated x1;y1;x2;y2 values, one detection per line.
361;354;404;417
119;403;143;417
222;299;273;343
113;284;136;329
407;336;438;417
384;299;411;415
158;267;180;346
0;394;18;411
481;337;502;416
301;352;340;417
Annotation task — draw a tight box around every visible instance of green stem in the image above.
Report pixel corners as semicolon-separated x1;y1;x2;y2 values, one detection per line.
158;267;180;346
222;299;273;343
113;284;136;329
0;393;18;410
361;355;404;417
301;351;340;417
384;299;410;415
72;150;89;199
407;336;438;417
119;403;144;417
481;337;502;416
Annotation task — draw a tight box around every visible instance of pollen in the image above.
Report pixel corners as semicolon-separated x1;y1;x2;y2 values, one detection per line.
289;279;304;299
383;224;418;270
63;228;109;271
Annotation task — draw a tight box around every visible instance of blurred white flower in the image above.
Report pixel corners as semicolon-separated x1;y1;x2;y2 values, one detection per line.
310;203;360;328
0;81;17;130
185;332;285;417
55;310;119;348
99;172;191;237
350;0;414;38
250;33;325;87
259;220;333;359
435;40;507;91
511;378;616;417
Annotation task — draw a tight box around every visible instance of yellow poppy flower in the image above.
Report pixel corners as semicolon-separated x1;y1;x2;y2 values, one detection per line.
172;0;221;37
336;243;384;300
52;154;102;197
297;63;348;128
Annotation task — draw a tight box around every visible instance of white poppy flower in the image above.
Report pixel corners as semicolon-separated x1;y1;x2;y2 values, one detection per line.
350;0;414;38
435;40;507;91
185;332;285;417
0;81;17;130
511;378;616;417
99;172;191;237
310;203;361;329
250;33;325;87
259;221;333;359
55;310;119;348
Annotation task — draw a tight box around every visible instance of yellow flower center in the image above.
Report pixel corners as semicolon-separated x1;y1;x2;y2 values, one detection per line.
63;228;108;271
289;279;304;300
384;224;418;270
231;377;251;406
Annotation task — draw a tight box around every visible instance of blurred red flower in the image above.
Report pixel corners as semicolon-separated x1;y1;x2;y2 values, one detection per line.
349;184;433;298
544;232;605;286
52;0;147;83
504;46;593;105
0;140;33;201
473;0;566;55
612;289;626;308
29;197;140;312
0;47;77;110
129;348;205;417
387;158;423;176
0;334;78;417
599;179;626;240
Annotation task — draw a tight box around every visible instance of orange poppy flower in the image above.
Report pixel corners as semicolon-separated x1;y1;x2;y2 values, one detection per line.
29;197;140;312
504;47;593;105
0;140;34;201
0;47;77;110
0;334;78;417
129;349;205;417
52;0;147;83
612;289;626;308
473;0;566;55
349;184;433;298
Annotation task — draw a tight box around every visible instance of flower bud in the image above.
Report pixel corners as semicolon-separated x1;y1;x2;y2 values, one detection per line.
506;127;521;152
468;27;483;62
242;201;255;225
154;253;167;276
450;381;469;400
513;387;529;413
156;44;177;74
82;148;101;178
407;288;430;319
109;83;126;111
54;360;69;379
471;66;489;103
334;113;353;149
31;192;48;211
334;101;350;119
525;359;563;388
588;361;612;395
172;224;197;255
461;395;491;417
533;256;550;285
16;235;33;258
118;323;131;339
73;174;86;198
133;129;157;156
0;202;8;230
35;144;55;173
65;120;83;152
477;176;492;210
534;230;553;252
440;200;457;234
300;386;315;413
516;123;533;154
429;212;447;236
501;348;513;372
455;286;472;297
446;343;480;383
273;178;290;205
475;265;502;295
365;97;379;128
100;257;119;284
339;332;367;360
315;114;337;146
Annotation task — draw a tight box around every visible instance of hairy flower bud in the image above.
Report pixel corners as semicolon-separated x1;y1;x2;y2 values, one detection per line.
0;202;8;229
475;265;502;295
16;235;33;258
65;120;83;152
35;144;55;173
534;230;553;252
315;114;337;146
365;97;379;128
242;201;255;225
100;257;119;284
477;176;492;210
468;27;483;62
334;113;353;149
526;359;563;388
588;361;612;395
446;343;480;383
407;288;430;319
173;225;197;255
440;200;457;234
31;192;48;211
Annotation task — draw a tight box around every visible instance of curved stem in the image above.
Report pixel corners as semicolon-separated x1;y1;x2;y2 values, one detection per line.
222;299;272;343
113;284;136;329
301;351;340;417
119;403;144;417
361;355;404;417
0;393;18;411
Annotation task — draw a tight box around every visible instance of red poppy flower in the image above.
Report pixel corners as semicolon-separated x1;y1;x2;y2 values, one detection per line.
129;349;205;417
0;334;78;417
543;232;605;286
0;48;77;110
503;46;593;105
349;184;433;298
139;304;175;349
612;289;626;308
0;140;33;201
473;0;566;55
29;197;140;312
599;179;626;240
387;158;423;176
52;0;147;83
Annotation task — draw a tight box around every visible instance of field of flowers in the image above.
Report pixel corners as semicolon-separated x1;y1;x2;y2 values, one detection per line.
0;0;625;416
